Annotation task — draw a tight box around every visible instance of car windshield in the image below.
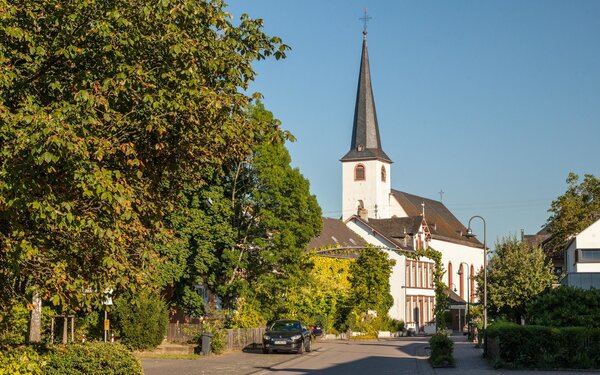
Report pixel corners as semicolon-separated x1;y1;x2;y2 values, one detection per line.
270;321;301;331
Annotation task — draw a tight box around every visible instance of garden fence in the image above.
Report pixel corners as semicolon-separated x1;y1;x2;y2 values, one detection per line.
166;323;265;351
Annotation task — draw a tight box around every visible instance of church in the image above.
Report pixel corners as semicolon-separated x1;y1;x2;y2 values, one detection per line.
309;29;485;333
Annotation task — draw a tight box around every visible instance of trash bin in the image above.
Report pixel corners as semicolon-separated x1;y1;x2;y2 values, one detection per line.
201;333;213;355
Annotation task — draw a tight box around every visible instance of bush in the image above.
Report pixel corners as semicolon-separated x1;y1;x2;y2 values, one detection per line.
112;290;168;350
196;320;226;354
527;287;600;328
45;342;143;375
227;298;266;329
0;346;46;375
0;299;56;346
486;321;600;369
386;318;404;332
429;333;454;367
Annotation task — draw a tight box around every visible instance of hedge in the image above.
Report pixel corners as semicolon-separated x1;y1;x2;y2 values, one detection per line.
486;321;600;369
45;342;143;375
0;343;143;375
0;346;46;375
429;333;454;367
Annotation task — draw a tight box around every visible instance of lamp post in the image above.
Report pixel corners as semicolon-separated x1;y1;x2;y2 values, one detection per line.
464;215;487;332
458;262;470;334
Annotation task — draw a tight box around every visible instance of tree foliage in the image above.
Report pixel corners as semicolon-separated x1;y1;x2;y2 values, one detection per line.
349;247;395;317
545;173;600;257
478;237;555;321
0;0;288;312
527;286;600;328
169;103;322;322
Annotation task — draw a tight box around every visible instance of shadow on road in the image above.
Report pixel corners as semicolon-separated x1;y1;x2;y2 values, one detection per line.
254;355;428;374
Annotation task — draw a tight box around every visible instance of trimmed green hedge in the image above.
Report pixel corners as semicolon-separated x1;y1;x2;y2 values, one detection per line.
486;321;600;369
46;342;143;375
0;343;142;375
0;346;46;375
429;333;454;367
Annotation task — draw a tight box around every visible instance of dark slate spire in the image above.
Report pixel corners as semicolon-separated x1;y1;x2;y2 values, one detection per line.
341;31;392;163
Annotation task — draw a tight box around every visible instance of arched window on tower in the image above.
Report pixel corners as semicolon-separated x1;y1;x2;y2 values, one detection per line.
354;164;365;181
448;262;453;288
381;166;386;182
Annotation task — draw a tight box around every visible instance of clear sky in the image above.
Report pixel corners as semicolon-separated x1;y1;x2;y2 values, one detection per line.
226;0;600;248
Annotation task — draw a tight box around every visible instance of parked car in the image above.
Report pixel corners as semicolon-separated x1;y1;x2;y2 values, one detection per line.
262;319;311;354
311;323;323;337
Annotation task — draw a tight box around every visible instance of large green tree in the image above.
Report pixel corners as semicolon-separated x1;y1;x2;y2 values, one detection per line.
348;247;395;318
545;173;600;257
478;237;555;322
169;103;322;321
0;0;288;312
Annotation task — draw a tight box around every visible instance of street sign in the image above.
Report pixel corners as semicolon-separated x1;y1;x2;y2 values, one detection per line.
104;319;110;331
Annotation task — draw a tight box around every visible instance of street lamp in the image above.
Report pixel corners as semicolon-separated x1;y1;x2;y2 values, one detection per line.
464;215;487;332
458;262;470;334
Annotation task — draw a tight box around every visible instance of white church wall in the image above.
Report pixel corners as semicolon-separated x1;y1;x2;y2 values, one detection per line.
430;238;484;303
342;160;391;221
345;220;406;321
388;193;407;218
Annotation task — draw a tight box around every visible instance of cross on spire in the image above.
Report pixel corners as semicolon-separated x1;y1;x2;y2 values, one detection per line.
439;189;445;202
359;8;372;35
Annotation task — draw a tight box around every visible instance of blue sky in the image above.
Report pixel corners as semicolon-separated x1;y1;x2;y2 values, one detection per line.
226;1;600;247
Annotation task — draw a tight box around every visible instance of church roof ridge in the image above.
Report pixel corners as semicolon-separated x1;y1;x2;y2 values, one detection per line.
341;32;392;163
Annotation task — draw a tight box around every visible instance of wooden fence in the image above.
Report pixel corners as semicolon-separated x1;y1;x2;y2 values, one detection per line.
166;323;265;351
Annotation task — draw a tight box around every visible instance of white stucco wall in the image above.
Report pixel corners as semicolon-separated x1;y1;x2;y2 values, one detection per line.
430;238;484;303
576;219;600;248
342;160;391;221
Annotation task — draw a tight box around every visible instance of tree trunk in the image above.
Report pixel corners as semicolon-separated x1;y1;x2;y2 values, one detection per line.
29;292;42;343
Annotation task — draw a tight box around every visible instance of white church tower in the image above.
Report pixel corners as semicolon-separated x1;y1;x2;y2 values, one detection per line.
341;30;393;221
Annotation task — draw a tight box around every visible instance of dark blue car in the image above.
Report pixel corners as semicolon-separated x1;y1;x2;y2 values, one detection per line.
262;319;311;354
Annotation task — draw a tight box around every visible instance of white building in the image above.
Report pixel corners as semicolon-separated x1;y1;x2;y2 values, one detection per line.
562;218;600;289
310;30;485;333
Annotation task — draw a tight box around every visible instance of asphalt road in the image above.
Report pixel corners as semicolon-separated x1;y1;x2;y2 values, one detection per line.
142;338;432;375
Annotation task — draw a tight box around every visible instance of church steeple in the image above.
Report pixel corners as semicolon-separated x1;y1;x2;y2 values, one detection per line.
341;31;392;163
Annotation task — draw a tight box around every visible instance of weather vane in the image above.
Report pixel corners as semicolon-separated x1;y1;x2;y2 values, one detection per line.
359;8;372;34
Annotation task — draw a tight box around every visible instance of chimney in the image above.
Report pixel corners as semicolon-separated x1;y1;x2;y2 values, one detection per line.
358;207;369;222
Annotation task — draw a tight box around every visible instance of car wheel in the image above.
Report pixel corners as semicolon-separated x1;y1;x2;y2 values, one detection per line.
297;340;304;354
262;348;270;354
305;338;311;352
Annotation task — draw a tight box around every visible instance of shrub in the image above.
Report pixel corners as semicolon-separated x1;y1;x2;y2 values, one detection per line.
486;321;600;369
45;342;143;375
0;346;46;375
0;301;30;346
0;299;56;346
527;287;600;328
386;318;404;332
112;290;168;350
196;320;226;354
429;333;454;367
227;298;266;329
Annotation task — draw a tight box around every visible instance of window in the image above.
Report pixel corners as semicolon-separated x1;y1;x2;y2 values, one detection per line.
448;262;453;287
354;164;365;181
579;249;600;262
381;166;386;182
